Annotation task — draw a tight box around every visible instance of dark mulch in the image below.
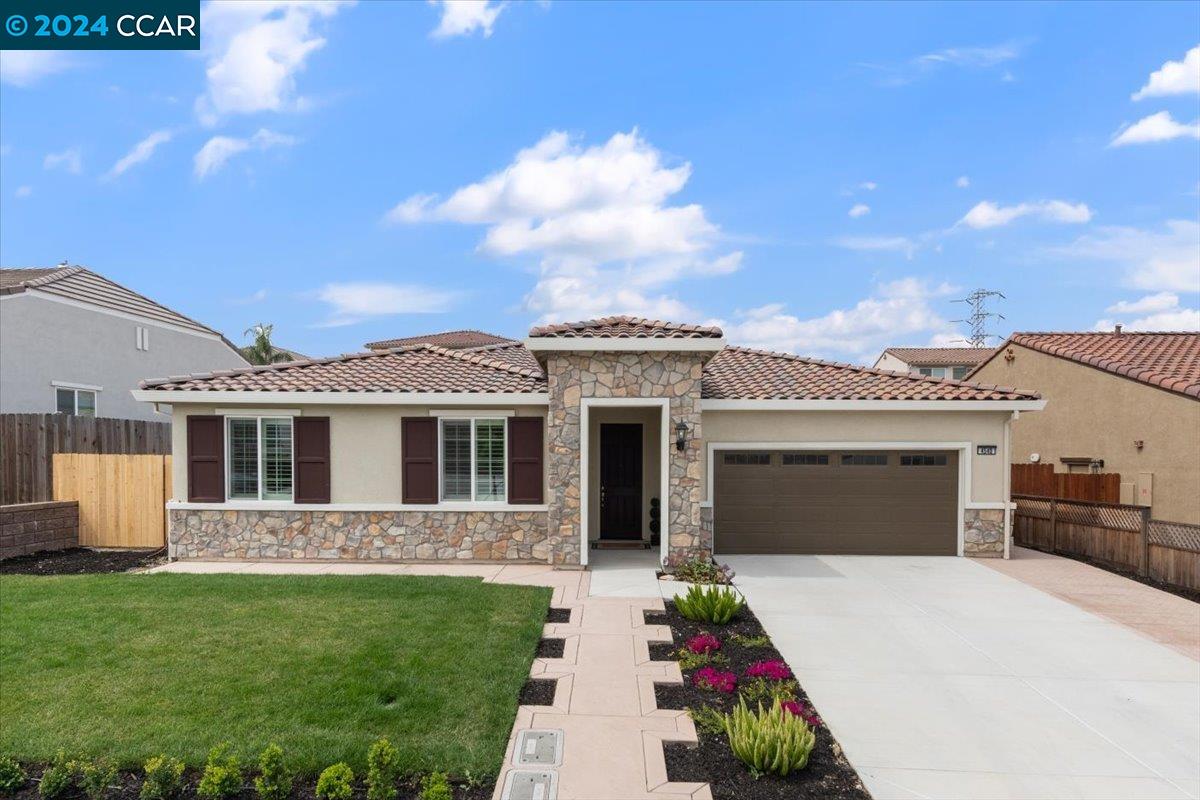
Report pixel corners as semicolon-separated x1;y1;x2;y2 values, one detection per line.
645;604;870;800
517;677;557;706
1033;548;1200;604
536;637;565;658
0;547;164;575
545;606;572;623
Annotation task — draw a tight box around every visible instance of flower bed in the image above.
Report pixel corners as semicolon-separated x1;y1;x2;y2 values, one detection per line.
646;603;869;800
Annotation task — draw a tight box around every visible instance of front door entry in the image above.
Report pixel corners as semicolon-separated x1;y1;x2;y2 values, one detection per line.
600;423;642;539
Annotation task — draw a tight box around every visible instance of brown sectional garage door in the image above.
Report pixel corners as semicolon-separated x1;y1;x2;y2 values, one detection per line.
714;450;958;555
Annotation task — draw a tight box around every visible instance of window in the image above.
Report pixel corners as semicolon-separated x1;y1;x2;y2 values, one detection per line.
723;452;771;466
54;387;97;416
440;418;506;502
135;326;150;351
917;367;947;378
842;453;888;466
951;366;969;380
227;417;293;501
782;453;829;466
901;454;948;466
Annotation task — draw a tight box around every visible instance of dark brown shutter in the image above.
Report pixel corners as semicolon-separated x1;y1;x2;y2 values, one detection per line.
402;417;437;504
293;417;331;503
187;415;224;503
507;416;544;505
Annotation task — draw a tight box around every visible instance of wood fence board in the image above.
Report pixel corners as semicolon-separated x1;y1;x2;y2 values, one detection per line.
52;453;168;548
1011;463;1120;503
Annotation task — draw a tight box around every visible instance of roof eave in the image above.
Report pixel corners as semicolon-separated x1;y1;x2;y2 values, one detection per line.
132;389;551;406
700;398;1047;411
524;336;727;353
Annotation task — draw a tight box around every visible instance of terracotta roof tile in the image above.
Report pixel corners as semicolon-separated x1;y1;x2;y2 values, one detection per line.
882;346;996;366
364;329;516;351
703;346;1039;401
529;315;724;339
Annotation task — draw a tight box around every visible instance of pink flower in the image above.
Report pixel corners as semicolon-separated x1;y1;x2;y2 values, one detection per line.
692;666;737;693
686;634;721;654
745;660;793;681
780;700;822;727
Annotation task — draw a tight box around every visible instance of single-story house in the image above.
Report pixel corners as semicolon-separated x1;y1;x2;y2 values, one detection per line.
132;316;1045;566
873;346;996;380
969;330;1200;525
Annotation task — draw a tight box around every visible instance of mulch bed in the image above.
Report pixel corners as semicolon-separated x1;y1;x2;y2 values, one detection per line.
517;677;557;706
536;637;565;658
645;604;870;800
545;606;572;623
0;547;164;575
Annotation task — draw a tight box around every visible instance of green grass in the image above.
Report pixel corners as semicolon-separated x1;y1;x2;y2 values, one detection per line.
0;574;550;776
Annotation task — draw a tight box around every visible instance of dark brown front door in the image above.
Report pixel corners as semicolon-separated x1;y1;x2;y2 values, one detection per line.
600;423;642;539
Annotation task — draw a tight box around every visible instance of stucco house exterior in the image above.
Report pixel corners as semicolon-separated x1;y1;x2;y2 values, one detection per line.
1;266;249;422
133;316;1044;566
969;331;1200;525
874;346;996;380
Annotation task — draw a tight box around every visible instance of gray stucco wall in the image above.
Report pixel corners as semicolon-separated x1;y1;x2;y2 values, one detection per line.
0;293;247;422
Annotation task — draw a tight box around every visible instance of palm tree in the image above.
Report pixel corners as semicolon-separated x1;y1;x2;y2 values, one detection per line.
242;323;293;365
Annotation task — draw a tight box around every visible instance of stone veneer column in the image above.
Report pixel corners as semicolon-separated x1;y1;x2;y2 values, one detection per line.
963;508;1005;557
543;351;707;567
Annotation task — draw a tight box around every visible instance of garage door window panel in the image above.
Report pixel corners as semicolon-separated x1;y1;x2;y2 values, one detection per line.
841;453;888;466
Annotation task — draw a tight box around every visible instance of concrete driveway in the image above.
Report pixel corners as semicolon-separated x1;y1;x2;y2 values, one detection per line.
724;555;1200;800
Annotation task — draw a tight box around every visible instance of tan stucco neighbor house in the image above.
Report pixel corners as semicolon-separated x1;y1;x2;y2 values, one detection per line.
969;331;1200;526
873;346;996;380
132;316;1044;566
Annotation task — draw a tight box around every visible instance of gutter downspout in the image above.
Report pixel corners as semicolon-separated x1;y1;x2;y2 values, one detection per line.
1003;410;1018;559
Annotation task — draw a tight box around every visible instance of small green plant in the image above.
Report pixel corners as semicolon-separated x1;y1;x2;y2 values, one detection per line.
140;756;184;800
674;647;727;672
670;558;734;585
739;677;798;705
725;698;816;778
315;764;354;800
729;633;771;648
197;743;242;800
78;759;117;800
254;745;292;800
674;584;744;624
38;752;76;800
418;772;451;800
686;705;729;736
365;739;399;800
0;757;27;794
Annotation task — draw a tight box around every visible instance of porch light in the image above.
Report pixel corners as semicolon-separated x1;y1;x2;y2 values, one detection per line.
675;420;690;452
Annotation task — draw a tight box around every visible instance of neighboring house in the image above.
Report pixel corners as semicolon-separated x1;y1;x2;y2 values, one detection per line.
969;331;1200;526
0;266;249;422
874;346;996;380
365;329;516;351
133;315;1044;565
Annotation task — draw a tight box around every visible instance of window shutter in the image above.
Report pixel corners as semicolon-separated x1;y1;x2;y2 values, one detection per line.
187;415;224;503
293;417;331;503
507;416;544;505
401;417;437;504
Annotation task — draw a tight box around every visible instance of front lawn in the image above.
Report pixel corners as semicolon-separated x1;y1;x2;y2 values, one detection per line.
0;574;550;776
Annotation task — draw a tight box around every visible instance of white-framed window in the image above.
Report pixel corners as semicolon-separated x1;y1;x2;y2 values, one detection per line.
439;418;506;502
951;366;969;380
917;367;948;379
54;385;98;416
135;326;150;351
226;416;293;501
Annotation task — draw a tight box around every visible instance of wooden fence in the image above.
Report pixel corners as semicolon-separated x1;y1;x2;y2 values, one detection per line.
0;414;171;505
52;454;171;548
1010;463;1121;503
1012;494;1200;592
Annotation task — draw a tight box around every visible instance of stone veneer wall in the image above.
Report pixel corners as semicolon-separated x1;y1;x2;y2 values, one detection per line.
544;351;708;567
0;500;79;560
963;507;1005;557
169;509;549;561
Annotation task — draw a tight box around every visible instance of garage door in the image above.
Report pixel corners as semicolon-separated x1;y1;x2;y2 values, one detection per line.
714;450;958;555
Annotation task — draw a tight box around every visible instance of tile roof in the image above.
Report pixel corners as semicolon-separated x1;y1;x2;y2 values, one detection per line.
980;332;1200;399
528;315;724;339
882;346;997;366
702;346;1040;401
364;329;516;351
463;340;544;372
140;343;547;394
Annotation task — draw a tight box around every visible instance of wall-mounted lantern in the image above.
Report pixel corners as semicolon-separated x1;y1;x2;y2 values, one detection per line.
675;420;690;452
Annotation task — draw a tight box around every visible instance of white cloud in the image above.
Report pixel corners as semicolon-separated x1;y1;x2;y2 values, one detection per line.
14;185;32;198
1052;220;1200;294
848;203;871;218
1095;292;1199;332
956;175;970;188
1110;111;1200;147
104;130;173;180
386;129;740;322
0;51;75;87
195;0;351;126
832;235;917;259
714;279;960;362
230;288;269;305
429;0;506;38
313;281;459;327
859;181;877;191
194;128;297;179
914;42;1023;69
1106;292;1181;315
1132;45;1200;101
44;147;83;175
958;199;1092;229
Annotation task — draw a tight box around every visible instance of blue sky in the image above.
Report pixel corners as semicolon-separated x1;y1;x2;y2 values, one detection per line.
2;0;1198;361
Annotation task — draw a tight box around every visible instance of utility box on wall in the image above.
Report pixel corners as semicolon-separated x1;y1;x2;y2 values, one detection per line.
1136;472;1153;508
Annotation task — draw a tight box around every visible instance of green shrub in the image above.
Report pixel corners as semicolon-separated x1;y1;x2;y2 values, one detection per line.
365;739;399;800
673;584;744;625
729;633;771;648
139;755;184;800
315;764;353;800
78;759;117;800
738;677;798;705
670;558;734;585
197;743;242;800
725;698;816;778
0;757;27;794
38;752;75;800
674;648;727;672
254;745;292;800
686;705;728;737
418;772;451;800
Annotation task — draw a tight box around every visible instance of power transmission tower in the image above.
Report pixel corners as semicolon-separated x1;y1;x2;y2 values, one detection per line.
952;289;1006;348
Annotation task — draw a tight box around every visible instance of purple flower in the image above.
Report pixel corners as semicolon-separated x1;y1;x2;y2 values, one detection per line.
780;700;822;727
686;634;721;654
692;666;737;693
745;660;793;681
